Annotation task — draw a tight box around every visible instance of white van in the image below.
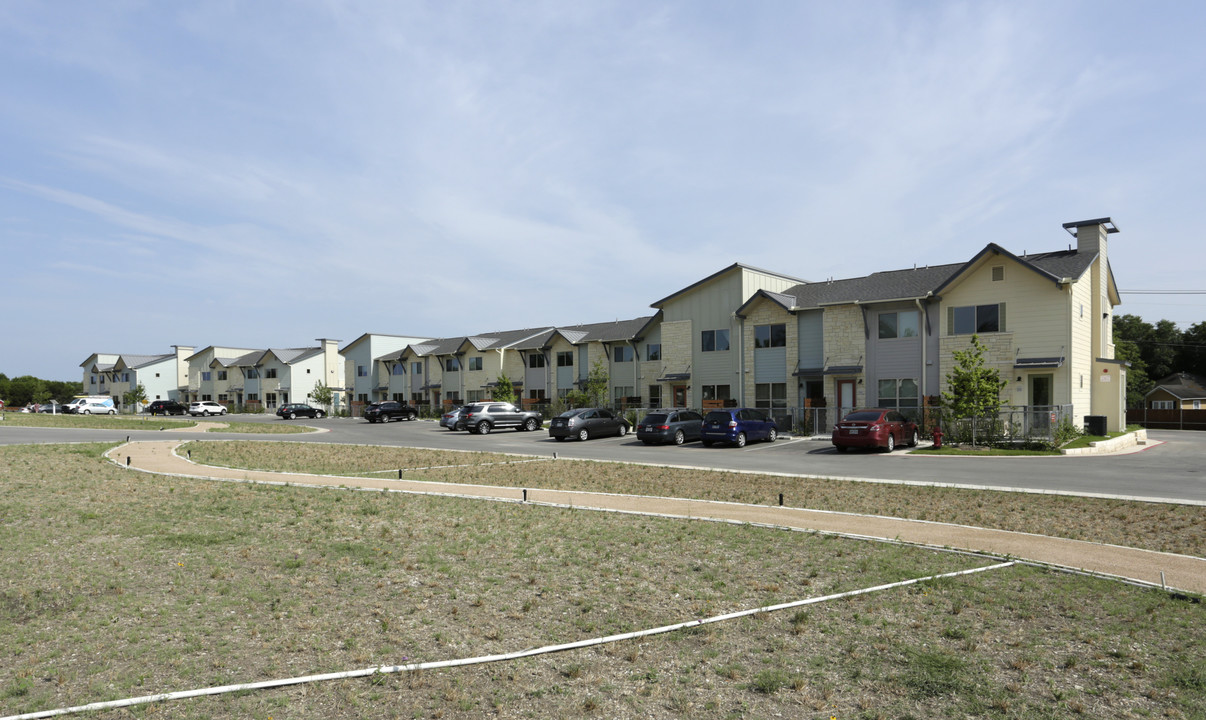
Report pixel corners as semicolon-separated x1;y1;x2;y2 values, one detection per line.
63;396;117;415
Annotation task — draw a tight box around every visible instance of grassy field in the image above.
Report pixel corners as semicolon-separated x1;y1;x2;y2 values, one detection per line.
184;441;1206;557
1;442;1203;719
0;413;313;434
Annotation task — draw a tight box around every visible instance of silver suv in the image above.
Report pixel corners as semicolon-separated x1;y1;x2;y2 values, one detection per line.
461;402;542;434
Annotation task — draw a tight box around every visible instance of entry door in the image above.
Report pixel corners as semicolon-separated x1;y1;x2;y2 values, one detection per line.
673;385;687;408
837;379;855;417
1029;374;1053;433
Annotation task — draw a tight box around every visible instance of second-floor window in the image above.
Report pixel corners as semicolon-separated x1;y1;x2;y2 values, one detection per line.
528;354;546;368
754;324;786;348
217;370;227;381
201;371;212;382
879;311;920;339
246;368;259;379
266;368;277;379
645;343;661;361
557;351;573;367
357;365;368;377
949;303;1005;335
702;329;730;352
392;364;405;375
468;357;483;371
613;346;634;362
412;362;423;374
445;358;460;372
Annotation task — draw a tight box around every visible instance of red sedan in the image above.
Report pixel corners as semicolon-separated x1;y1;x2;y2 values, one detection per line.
832;409;920;453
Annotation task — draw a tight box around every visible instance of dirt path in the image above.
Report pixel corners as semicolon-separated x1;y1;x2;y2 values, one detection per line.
108;440;1206;596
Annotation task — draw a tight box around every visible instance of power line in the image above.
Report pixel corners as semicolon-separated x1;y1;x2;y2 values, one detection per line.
1119;290;1206;295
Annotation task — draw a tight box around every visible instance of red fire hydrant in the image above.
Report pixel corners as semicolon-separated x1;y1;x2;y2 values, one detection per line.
931;427;944;449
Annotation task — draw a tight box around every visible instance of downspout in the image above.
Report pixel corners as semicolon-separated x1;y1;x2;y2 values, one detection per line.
915;297;927;402
736;313;746;406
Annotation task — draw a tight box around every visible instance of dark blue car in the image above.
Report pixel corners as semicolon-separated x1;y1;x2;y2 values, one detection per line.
699;408;778;447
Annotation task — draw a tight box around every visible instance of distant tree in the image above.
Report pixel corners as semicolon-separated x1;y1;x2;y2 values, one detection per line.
1113;340;1151;408
491;373;516;404
1149;319;1183;379
1180;322;1206;378
123;383;148;412
941;335;1008;446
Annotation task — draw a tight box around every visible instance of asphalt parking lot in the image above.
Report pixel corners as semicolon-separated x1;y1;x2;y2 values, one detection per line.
3;414;1204;503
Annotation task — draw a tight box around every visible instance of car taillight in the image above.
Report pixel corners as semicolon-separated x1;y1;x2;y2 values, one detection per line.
657;425;669;430
728;420;737;428
869;424;880;431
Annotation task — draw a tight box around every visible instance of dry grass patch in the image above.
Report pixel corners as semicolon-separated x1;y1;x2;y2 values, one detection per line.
2;443;1203;719
185;441;1206;557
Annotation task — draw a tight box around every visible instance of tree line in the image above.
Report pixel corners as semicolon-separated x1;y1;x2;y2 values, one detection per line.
1113;315;1206;407
0;374;84;408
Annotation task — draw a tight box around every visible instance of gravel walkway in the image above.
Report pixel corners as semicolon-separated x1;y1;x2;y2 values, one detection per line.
107;440;1206;596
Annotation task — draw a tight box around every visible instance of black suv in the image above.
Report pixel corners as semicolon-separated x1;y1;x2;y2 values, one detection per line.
276;403;326;420
461;402;543;434
636;409;704;445
363;401;419;423
146;400;187;416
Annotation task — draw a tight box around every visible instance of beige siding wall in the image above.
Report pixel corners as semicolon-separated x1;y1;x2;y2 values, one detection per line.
1068;277;1094;418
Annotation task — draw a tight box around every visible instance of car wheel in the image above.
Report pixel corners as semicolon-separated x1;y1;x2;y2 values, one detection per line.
673;430;685;446
577;428;589;441
768;427;778;442
523;418;539;432
380;414;389;423
203;410;210;416
884;434;895;453
617;424;628;437
909;429;919;447
107;409;116;415
735;432;746;448
82;409;91;415
407;412;417;421
220;409;227;415
288;412;296;420
835;445;848;453
477;421;491;435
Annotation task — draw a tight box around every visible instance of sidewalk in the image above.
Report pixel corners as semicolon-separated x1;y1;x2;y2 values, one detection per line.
107;440;1206;596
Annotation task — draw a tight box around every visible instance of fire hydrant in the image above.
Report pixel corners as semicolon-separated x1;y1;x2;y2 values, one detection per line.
931;427;944;449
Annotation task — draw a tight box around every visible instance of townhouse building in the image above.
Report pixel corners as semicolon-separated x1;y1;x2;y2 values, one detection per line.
80;346;194;409
341;333;431;414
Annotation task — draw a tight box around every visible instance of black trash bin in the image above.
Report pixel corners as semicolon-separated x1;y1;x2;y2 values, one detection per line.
1084;415;1107;436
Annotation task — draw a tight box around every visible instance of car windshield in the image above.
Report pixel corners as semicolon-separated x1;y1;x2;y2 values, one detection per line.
843;411;884;422
641;414;668;424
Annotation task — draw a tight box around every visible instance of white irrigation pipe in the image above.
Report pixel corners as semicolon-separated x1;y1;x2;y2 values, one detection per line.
362;457;554;475
2;561;1013;720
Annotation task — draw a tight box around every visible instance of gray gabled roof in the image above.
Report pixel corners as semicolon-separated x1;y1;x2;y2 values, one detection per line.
552;316;655;344
117;353;174;370
650;263;809;309
774;263;961;310
1146;373;1206;400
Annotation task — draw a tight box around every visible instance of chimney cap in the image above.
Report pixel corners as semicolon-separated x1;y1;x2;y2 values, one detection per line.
1062;217;1119;236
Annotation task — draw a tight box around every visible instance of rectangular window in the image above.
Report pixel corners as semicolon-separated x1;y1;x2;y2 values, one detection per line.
877;379;920;408
754;324;786;348
878;311;920;339
949;304;1005;335
91;376;96;385
412;362;423;374
613;385;634;402
754;382;787;412
201;371;212;382
557;351;573;367
645;343;661;361
392;364;405;375
357;393;368;402
528;354;546;368
468;357;483;371
217;370;227;381
701;384;732;401
528;389;546;400
701;329;730;352
556;388;571;399
392;393;405;402
246;368;259;379
265;368;277;379
202;394;212;401
467;390;485;402
357;365;368;377
1152;400;1174;410
613;346;634;362
218;394;229;404
411;392;424;404
247;393;259;402
648;385;662;407
445;358;460;372
445;392;461;403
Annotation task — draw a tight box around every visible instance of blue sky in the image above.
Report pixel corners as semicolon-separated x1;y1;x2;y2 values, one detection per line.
2;1;1203;381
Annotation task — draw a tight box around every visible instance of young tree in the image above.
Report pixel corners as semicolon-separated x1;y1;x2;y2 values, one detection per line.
566;357;610;408
123;383;148;412
941;334;1007;445
491;373;516;404
307;381;335;412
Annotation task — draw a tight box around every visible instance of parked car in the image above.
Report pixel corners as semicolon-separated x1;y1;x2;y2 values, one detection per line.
440;405;469;431
35;402;62;414
188;401;228;417
62;396;116;414
147;400;187;416
462;402;543;434
831;409;919;453
276;403;326;420
363;401;419;423
699;408;778;447
548;407;630;441
636;409;704;445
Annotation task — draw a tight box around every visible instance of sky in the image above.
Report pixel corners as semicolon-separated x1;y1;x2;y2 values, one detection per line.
2;1;1204;381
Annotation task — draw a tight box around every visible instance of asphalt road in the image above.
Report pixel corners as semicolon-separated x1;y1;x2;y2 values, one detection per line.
3;417;1204;504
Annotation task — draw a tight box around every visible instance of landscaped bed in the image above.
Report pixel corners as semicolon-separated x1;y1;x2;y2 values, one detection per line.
1;443;1201;719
